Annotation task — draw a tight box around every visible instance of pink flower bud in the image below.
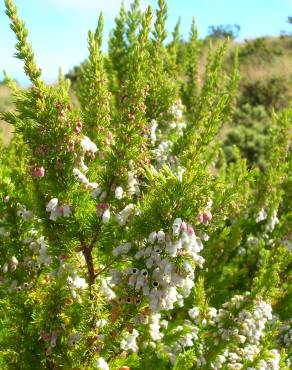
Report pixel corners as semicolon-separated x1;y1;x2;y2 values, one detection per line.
203;210;212;223
3;195;10;203
32;166;45;178
180;221;187;231
74;120;83;133
187;225;194;235
198;210;213;224
197;214;204;223
60;110;66;118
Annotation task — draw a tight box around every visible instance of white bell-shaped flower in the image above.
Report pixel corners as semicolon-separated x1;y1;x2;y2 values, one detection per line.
102;209;110;223
115;186;123;200
81;136;98;154
172;218;182;236
46;198;58;212
96;357;109;370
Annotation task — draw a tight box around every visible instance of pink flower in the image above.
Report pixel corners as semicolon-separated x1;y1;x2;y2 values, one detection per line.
181;221;187;231
32;166;45;177
187;225;195;235
74;120;83;133
197;213;204;223
203;210;212;223
60;110;66;118
198;210;213;225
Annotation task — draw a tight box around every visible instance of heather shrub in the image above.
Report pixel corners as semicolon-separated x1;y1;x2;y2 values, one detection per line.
0;1;291;369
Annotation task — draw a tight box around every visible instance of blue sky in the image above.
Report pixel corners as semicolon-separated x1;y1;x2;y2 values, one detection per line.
1;0;291;86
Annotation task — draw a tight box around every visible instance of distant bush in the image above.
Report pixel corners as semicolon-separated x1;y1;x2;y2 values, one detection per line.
223;104;271;169
208;23;240;39
240;76;292;110
237;37;283;62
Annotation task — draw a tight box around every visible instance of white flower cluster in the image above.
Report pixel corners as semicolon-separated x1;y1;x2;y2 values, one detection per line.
99;277;116;301
152;140;174;167
2;234;52;293
112;242;132;257
96;318;108;329
46;198;71;221
255;208;279;233
108;218;204;312
49;259;87;303
120;329;139;352
200;294;275;369
239;208;283;259
24;235;52;267
209;348;281;370
171;99;184;120
265;209;279;232
76;159;139;225
254;349;281;370
147;295;279;369
72;135;100;195
73;168;99;189
2;256;18;274
80;136;98;154
151;100;187;168
144;314;200;364
96;202;137;226
170;100;186;136
278;319;292;350
256;208;267;223
67;275;87;291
